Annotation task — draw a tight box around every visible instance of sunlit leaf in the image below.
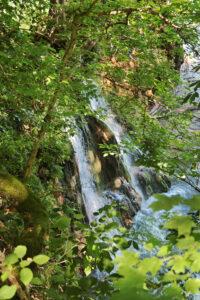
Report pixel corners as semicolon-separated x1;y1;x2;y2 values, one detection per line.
157;245;169;257
5;254;18;266
33;254;50;265
0;285;17;299
139;257;163;276
164;215;195;237
20;268;33;286
167;255;191;274
185;279;200;294
176;236;195;249
14;245;27;259
151;194;182;211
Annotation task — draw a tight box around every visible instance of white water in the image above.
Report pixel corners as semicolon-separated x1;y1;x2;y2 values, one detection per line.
90;96;144;198
70;94;144;222
134;180;197;243
70;127;105;222
70;38;200;225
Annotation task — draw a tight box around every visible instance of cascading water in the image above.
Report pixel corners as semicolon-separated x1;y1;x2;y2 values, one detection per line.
90;95;144;198
70;91;145;223
71;37;199;229
70;126;106;222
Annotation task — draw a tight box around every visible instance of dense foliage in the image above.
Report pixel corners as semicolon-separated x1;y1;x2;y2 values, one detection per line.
0;0;200;299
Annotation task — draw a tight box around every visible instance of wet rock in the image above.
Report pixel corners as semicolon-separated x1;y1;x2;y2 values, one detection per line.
105;177;142;228
135;167;171;199
63;157;82;208
87;116;129;187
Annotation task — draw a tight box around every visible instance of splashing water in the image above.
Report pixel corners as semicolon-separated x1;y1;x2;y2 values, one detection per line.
134;180;198;245
70;126;106;222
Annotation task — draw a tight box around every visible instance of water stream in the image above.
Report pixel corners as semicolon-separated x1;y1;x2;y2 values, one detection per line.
70;126;106;221
90;96;144;198
70;39;200;231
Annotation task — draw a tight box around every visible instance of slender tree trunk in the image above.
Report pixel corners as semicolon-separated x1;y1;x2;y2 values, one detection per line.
23;21;78;180
23;0;100;179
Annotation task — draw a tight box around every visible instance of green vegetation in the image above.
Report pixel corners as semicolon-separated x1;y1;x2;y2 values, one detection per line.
0;0;200;299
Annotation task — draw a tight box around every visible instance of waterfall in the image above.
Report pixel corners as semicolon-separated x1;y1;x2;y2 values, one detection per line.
70;90;148;223
90;96;144;198
70;126;106;222
70;39;199;224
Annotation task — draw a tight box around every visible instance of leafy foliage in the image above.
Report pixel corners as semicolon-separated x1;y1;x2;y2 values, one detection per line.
0;0;200;299
0;245;49;299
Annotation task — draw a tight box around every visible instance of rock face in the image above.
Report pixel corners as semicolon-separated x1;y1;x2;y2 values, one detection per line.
68;115;171;225
104;177;142;228
64;157;83;210
135;167;171;199
87;116;129;187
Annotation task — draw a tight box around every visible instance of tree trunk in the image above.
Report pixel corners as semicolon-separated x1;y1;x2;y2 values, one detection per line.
23;0;100;179
23;20;78;180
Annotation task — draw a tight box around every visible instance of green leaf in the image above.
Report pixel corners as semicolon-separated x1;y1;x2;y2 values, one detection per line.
191;259;200;272
139;257;163;276
20;268;33;286
20;258;32;268
0;285;17;299
74;214;84;220
185;278;200;294
188;195;200;210
176;236;195;249
33;254;49;265
1;272;9;282
103;259;114;273
157;245;169;257
54;216;71;230
151;194;182;211
5;254;18;266
31;277;43;285
189;253;200;272
112;252;148;300
144;243;154;251
167;255;191;274
163;271;189;283
164;215;195;237
162;283;184;299
14;245;27;259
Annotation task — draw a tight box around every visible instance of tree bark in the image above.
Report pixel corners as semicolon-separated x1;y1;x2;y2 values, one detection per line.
23;20;78;180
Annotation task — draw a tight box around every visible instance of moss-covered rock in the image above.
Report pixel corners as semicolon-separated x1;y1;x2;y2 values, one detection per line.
0;171;49;255
17;192;49;255
0;171;28;203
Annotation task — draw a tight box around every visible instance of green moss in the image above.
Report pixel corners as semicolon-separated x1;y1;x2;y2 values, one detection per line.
0;171;28;202
0;171;49;254
17;193;49;255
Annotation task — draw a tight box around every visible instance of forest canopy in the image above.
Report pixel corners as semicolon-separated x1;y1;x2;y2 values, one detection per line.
0;0;200;299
